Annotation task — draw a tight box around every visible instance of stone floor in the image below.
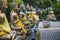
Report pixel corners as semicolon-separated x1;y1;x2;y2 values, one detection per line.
38;21;60;40
40;29;60;40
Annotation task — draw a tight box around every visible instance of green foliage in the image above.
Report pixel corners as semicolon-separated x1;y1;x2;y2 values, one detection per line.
7;0;60;19
40;9;46;19
35;0;60;19
52;3;60;19
36;0;53;8
15;0;22;4
8;0;22;5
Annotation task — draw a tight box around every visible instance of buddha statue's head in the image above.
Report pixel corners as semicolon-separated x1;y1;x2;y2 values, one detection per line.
26;3;30;11
10;2;18;12
0;0;8;12
20;2;25;10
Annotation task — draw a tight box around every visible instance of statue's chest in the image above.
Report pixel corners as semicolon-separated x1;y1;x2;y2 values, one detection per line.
0;14;5;24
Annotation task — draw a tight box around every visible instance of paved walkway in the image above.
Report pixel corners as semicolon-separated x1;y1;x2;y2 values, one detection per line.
40;29;60;40
38;21;60;40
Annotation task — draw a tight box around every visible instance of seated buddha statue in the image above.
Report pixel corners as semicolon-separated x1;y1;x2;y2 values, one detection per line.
46;10;56;21
10;2;27;34
0;0;11;36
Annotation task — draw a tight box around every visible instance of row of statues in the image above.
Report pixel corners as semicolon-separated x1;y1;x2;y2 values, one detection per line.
0;0;39;40
19;3;56;21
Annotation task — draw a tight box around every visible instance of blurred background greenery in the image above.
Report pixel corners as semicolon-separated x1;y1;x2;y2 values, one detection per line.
8;0;60;20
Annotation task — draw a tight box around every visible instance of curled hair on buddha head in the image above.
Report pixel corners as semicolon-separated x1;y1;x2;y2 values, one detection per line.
10;2;18;10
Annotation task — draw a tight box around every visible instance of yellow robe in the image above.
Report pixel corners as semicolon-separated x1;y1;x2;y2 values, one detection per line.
15;21;27;33
28;13;35;27
0;13;11;36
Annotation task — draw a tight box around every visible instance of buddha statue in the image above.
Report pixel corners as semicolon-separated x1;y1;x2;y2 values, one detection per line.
26;3;31;11
46;10;56;21
0;0;11;36
10;2;27;34
19;2;26;12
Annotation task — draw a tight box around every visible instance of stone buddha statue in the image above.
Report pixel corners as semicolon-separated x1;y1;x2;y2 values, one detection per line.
10;2;27;34
19;2;26;12
0;0;11;36
26;3;31;11
47;10;56;21
10;2;19;23
10;2;27;40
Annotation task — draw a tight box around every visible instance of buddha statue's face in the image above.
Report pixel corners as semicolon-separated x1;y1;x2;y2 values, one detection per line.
13;5;18;12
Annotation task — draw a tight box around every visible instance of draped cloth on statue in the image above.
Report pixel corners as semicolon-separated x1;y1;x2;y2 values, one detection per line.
0;13;11;36
15;20;27;33
10;11;27;33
